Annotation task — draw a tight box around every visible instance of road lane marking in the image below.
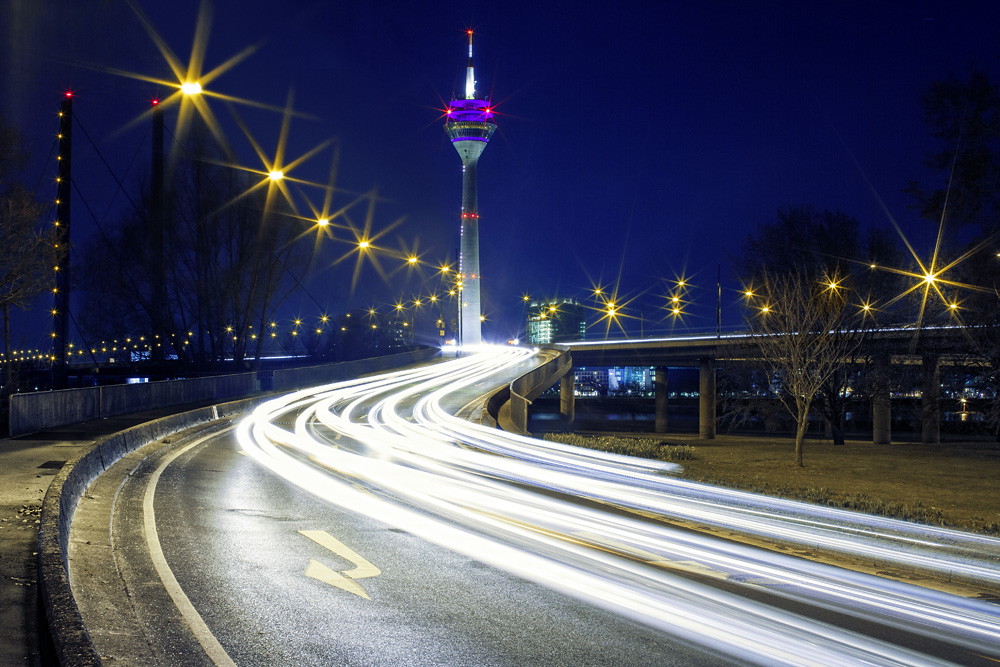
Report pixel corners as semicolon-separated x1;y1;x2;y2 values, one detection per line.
144;427;238;667
299;530;380;599
573;531;730;580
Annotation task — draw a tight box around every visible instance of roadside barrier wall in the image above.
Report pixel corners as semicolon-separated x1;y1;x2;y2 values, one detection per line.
508;347;571;435
9;349;438;437
8;387;102;438
8;374;254;437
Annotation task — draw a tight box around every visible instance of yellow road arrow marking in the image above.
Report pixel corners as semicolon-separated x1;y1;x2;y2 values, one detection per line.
304;559;373;599
299;530;381;599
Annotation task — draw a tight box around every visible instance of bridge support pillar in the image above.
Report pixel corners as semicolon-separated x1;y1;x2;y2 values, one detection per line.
699;358;716;439
654;367;669;433
872;393;891;445
921;354;940;445
560;373;575;426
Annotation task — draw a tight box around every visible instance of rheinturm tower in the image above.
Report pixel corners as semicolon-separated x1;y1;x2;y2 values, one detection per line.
445;29;496;346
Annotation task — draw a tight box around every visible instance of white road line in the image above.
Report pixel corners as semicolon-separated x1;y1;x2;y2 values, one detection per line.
142;427;237;667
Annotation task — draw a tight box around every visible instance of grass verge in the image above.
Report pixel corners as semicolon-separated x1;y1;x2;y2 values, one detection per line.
549;432;1000;536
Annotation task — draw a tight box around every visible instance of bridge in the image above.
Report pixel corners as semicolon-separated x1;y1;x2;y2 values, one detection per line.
510;326;979;445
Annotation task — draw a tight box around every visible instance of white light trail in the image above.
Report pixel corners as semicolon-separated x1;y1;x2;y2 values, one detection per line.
238;346;1000;666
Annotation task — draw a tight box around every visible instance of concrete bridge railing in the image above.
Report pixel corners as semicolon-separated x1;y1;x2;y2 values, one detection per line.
506;347;573;435
8;374;256;437
9;348;441;438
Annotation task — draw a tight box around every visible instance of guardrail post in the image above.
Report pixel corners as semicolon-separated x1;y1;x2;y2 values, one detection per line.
699;358;716;439
654;367;669;433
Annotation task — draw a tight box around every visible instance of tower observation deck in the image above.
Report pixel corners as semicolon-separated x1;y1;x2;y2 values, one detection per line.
445;29;497;346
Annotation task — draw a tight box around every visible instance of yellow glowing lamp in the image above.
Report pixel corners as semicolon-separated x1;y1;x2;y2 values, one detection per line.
924;272;936;284
317;218;329;226
181;81;202;95
359;240;370;249
268;170;284;181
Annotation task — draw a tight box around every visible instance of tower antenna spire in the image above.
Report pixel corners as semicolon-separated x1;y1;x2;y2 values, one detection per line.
445;28;497;347
465;29;475;100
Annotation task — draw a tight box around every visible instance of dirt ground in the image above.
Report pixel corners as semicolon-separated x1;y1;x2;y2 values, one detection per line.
581;431;1000;535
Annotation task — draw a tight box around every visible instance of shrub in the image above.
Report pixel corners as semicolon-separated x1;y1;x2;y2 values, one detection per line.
542;433;694;462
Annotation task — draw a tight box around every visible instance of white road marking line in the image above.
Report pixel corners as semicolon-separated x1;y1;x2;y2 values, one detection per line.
144;427;237;667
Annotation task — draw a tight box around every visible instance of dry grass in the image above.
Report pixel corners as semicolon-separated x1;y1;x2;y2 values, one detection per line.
569;432;1000;535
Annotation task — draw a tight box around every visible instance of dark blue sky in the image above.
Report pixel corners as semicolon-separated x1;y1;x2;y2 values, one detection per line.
3;0;999;348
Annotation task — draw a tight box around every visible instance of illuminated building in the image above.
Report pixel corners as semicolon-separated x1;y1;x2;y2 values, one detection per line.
444;30;497;346
527;298;587;345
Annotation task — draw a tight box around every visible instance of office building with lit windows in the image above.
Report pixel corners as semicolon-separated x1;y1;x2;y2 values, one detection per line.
527;298;587;345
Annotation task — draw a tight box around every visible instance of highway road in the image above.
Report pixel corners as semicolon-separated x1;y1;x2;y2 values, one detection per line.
72;347;1000;666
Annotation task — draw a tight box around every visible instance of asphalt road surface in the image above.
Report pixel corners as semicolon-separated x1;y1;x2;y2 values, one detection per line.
70;348;1000;666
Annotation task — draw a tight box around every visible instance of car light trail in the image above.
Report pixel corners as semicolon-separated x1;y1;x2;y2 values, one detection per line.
238;346;1000;666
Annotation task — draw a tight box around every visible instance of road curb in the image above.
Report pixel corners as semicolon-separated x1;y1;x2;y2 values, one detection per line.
37;396;265;666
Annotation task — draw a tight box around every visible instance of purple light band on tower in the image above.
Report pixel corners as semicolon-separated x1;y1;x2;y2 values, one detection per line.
446;98;494;123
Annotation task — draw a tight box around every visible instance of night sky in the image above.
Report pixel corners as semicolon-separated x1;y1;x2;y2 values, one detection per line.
3;0;999;349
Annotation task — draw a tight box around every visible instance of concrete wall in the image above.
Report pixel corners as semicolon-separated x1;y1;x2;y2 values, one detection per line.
9;374;256;437
8;387;101;437
100;373;256;418
10;349;439;437
509;347;572;435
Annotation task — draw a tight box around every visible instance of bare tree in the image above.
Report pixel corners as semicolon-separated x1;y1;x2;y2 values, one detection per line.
0;183;58;391
746;269;864;466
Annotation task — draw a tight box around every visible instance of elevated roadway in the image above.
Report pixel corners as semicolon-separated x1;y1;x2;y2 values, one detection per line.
558;326;982;443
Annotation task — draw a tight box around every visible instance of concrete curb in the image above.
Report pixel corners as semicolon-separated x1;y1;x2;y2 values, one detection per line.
37;396;266;666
